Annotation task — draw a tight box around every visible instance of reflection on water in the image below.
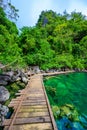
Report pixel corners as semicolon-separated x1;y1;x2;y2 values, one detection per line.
44;72;87;130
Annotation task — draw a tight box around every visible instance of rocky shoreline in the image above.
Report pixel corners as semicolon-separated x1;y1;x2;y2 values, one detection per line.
0;69;28;126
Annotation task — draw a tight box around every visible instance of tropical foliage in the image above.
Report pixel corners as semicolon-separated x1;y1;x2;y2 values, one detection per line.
0;8;87;70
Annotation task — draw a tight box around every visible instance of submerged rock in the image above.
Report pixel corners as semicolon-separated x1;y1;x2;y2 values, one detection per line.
56;117;84;130
73;122;84;130
56;117;73;130
65;104;75;110
60;106;72;117
52;104;79;122
52;106;60;119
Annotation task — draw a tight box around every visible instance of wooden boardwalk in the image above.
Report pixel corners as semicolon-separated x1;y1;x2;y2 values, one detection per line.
3;75;57;130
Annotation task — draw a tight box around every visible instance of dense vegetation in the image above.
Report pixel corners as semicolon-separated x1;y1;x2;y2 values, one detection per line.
0;7;87;70
0;7;25;68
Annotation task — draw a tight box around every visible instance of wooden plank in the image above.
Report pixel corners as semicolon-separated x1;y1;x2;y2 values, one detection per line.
19;108;48;112
42;70;74;76
8;103;47;107
13;111;49;118
17;90;44;94
9;105;47;109
4;123;53;130
26;91;44;93
12;99;46;102
4;116;51;126
9;101;46;106
10;100;46;104
27;94;45;97
27;89;43;91
25;97;45;100
16;93;45;97
9;102;46;107
29;87;43;89
16;96;22;99
21;105;47;109
12;96;45;101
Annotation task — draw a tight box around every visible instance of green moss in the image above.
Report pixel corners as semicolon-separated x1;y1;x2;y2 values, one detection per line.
5;81;25;106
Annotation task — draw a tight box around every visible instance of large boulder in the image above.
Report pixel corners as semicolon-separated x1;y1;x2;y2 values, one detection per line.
0;69;28;86
0;74;11;85
0;80;8;86
0;86;10;103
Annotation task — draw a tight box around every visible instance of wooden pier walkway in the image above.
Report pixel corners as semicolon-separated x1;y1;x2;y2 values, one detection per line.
3;75;57;130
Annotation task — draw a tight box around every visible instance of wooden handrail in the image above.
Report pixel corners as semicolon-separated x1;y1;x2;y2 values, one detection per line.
0;60;18;70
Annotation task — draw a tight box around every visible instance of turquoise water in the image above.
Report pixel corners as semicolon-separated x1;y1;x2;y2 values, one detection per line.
44;72;87;130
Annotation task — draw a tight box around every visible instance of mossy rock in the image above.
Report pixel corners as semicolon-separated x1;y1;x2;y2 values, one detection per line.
52;105;60;119
52;104;80;122
71;109;79;122
60;104;79;122
60;106;71;116
65;104;75;110
5;81;25;106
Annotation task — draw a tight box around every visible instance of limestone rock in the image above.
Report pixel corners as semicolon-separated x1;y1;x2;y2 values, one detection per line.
21;77;28;84
0;74;11;85
0;86;10;102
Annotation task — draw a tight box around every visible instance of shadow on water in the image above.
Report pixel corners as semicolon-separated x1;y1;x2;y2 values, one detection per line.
5;107;14;119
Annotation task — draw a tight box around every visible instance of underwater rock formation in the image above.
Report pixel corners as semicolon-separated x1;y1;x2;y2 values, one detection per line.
52;104;79;122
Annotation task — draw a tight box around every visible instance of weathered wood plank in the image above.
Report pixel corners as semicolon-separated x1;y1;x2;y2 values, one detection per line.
12;99;46;102
19;108;48;112
26;97;45;100
28;93;44;96
4;123;53;130
4;116;51;126
9;104;47;109
9;101;46;106
10;100;46;104
16;90;44;94
14;111;49;118
20;105;47;109
16;93;44;96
